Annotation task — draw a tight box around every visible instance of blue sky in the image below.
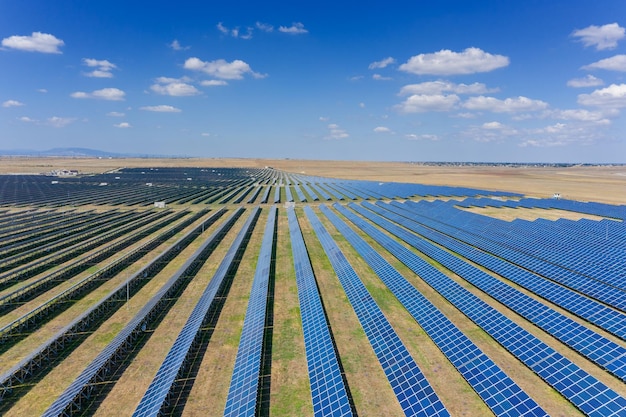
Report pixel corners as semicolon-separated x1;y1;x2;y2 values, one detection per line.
2;0;626;162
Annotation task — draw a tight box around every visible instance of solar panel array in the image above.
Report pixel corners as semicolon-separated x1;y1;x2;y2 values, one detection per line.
323;204;548;417
347;202;626;416
303;206;450;417
42;208;245;417
2;165;625;416
369;201;626;380
286;207;353;417
390;200;626;339
132;207;260;417
223;206;277;417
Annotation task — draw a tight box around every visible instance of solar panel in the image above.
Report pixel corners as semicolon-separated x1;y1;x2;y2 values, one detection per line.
223;206;277;416
370;201;626;381
347;201;626;416
303;206;449;417
132;207;260;417
324;204;547;416
41;208;245;417
286;207;353;417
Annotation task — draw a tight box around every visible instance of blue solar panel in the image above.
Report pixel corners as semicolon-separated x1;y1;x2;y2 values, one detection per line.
132;207;260;417
42;208;245;417
347;201;626;416
286;207;353;417
370;201;626;381
303;206;449;417
323;204;548;417
223;206;277;416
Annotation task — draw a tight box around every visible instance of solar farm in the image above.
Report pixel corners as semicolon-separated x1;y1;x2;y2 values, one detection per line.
0;165;625;416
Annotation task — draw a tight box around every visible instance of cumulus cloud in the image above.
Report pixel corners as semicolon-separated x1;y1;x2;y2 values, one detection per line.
216;22;253;39
114;122;131;128
150;77;199;96
462;96;548;113
1;31;64;53
107;111;125;117
395;94;460;113
482;121;505;129
140;105;181;112
578;83;626;107
278;22;308;34
46;116;75;127
17;115;75;127
2;100;24;108
184;57;265;79
373;126;391;133
369;57;396;69
571;23;625;50
372;74;392;81
406;134;439;141
567;75;604;88
548;108;613;124
582;55;626;72
71;87;126;101
399;81;496;96
326;123;348;139
37;88;47;93
399;47;509;76
169;39;190;50
200;79;228;86
82;58;117;78
256;22;274;32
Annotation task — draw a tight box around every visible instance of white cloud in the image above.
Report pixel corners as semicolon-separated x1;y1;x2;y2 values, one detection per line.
46;116;75;127
399;81;496;96
373;126;391;133
578;83;626;107
71;87;126;101
369;57;395;69
372;74;392;81
140;105;182;113
567;75;604;88
548;108;613;123
184;57;265;79
114;122;131;128
217;22;253;39
319;116;329;122
200;79;228;86
406;134;439;141
82;58;117;78
83;58;115;71
150;77;200;96
256;22;274;32
2;100;24;108
395;94;460;113
169;39;190;50
201;132;211;137
482;121;504;129
37;89;48;93
462;96;548;113
107;111;125;117
399;47;509;75
326;123;348;139
582;55;626;72
19;116;36;123
1;32;64;53
572;23;625;50
279;22;308;34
